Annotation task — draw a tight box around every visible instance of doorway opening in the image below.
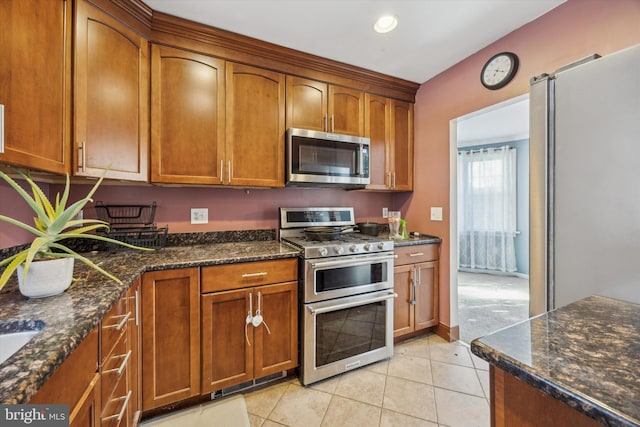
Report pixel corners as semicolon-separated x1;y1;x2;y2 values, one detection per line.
450;94;531;344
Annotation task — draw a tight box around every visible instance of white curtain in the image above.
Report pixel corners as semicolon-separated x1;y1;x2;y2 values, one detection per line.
458;146;517;273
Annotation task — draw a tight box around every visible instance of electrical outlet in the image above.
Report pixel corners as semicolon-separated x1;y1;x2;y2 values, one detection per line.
382;207;389;218
430;207;443;221
190;208;208;224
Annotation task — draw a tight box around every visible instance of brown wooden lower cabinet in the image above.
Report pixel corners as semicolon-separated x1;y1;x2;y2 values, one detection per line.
100;280;140;427
69;374;101;427
30;281;143;427
491;366;601;427
201;281;298;393
141;268;200;411
30;327;100;427
393;244;439;339
126;282;142;425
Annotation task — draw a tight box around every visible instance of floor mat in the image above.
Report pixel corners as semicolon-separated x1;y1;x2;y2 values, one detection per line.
141;395;250;427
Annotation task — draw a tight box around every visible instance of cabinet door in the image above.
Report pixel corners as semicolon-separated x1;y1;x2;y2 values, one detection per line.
31;327;99;407
126;280;141;426
70;374;101;427
141;268;200;410
393;264;415;337
253;282;298;378
201;288;253;392
0;0;71;174
414;261;439;330
151;45;225;184
364;94;391;190
75;0;149;181
328;86;364;136
390;100;414;191
286;76;328;131
226;62;285;187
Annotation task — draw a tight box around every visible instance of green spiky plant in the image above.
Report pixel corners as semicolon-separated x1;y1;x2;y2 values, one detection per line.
0;168;153;290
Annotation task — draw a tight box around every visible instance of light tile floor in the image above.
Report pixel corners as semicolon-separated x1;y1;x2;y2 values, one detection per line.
244;333;490;427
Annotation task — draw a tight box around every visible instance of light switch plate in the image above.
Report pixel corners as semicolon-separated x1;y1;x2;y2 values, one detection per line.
430;207;443;221
190;208;208;224
382;207;389;218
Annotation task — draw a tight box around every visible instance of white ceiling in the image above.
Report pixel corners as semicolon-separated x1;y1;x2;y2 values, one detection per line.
457;95;529;147
145;0;565;84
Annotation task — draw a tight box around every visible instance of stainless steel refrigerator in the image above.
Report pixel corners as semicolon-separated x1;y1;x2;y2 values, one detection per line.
529;44;640;316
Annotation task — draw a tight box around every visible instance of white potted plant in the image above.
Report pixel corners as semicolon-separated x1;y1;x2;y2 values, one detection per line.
0;168;151;298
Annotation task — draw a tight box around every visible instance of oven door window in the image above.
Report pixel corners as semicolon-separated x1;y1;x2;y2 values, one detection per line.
292;136;362;177
316;300;387;366
316;262;387;293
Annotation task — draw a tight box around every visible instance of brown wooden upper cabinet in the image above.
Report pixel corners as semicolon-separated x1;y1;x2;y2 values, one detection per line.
225;63;286;187
286;76;364;137
151;45;225;184
74;0;149;181
365;95;414;191
391;100;414;191
150;57;285;187
364;94;391;191
0;0;71;174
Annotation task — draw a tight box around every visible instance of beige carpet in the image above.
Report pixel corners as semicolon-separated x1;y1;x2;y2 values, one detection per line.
141;395;250;427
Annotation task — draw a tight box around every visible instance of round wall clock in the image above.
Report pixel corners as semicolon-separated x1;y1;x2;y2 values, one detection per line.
480;52;519;90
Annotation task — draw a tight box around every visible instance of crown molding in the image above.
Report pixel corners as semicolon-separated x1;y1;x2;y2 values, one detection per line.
149;11;419;102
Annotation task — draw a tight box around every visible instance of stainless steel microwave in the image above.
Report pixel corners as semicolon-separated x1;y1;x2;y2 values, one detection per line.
285;128;370;188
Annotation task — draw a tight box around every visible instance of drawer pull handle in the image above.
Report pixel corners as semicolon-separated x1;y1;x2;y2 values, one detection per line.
104;312;131;331
409;252;425;257
104;390;132;422
241;272;268;278
104;350;132;376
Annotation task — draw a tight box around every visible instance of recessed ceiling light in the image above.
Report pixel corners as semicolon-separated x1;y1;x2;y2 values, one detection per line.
374;15;398;34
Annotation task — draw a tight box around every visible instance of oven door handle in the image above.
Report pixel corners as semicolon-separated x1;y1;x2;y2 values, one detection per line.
307;291;397;315
309;253;395;269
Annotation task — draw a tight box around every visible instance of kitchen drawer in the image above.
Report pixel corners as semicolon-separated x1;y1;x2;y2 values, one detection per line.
394;244;439;265
101;361;131;427
101;332;130;411
201;258;298;293
101;295;130;364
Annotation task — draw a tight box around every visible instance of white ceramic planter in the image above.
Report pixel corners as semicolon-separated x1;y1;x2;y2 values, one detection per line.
17;258;74;298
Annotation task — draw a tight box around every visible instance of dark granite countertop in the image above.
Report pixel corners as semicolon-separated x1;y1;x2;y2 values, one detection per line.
471;295;640;427
0;239;299;404
392;233;441;247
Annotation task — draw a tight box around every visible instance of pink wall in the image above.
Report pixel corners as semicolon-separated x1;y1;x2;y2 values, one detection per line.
0;178;393;248
402;0;640;331
1;179;52;248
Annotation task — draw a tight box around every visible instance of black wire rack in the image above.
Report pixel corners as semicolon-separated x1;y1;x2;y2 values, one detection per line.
95;202;168;250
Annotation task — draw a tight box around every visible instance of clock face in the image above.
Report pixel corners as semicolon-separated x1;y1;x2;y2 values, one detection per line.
481;52;519;90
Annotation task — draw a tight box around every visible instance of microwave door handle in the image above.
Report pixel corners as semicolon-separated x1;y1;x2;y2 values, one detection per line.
358;145;364;176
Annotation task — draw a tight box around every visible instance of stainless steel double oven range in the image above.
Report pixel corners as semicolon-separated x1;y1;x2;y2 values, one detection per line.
279;207;396;385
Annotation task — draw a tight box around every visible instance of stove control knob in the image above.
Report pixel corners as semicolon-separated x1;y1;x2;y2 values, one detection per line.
318;247;328;257
363;243;372;251
377;242;386;250
349;244;358;252
334;246;344;255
